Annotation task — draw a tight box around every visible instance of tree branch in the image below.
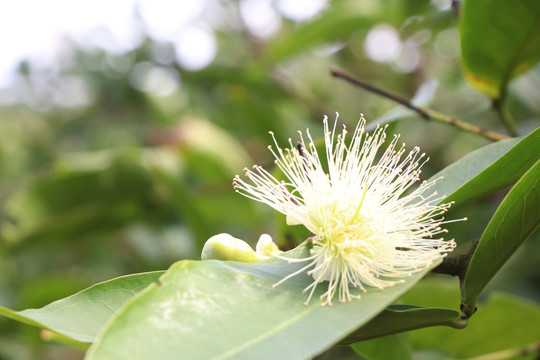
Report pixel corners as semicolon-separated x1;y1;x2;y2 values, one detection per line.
432;238;479;287
330;66;511;142
451;0;461;18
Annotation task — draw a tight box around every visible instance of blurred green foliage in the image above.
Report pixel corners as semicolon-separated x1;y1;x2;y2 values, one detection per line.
0;0;538;359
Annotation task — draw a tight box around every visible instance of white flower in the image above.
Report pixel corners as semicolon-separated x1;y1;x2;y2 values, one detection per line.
233;115;459;306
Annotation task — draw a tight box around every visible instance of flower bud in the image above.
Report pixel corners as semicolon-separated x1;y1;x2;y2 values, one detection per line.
201;233;265;262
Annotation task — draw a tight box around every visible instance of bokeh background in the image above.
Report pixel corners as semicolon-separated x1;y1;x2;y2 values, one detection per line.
0;1;538;359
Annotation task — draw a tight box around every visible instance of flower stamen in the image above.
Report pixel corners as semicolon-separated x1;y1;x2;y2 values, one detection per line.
233;114;461;305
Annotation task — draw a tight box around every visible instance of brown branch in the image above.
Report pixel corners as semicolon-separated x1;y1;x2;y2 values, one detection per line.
330;66;511;142
432;238;479;287
330;66;430;118
451;0;461;18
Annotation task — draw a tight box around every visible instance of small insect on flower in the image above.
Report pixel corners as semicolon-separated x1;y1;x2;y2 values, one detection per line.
233;114;461;306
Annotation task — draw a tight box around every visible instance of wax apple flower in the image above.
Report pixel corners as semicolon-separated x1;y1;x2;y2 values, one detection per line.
233;115;459;306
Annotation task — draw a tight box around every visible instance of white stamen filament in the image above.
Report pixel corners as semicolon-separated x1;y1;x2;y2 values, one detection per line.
233;114;460;305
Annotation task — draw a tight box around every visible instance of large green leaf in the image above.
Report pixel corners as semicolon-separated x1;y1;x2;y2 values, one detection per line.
429;127;540;207
86;249;441;360
460;0;540;98
0;272;163;343
461;159;540;316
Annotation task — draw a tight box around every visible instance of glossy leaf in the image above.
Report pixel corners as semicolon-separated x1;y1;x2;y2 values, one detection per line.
460;0;540;98
461;159;540;314
86;249;441;360
0;272;163;343
429;127;540;207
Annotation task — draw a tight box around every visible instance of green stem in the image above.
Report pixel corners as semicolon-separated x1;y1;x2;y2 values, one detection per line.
493;98;519;137
447;318;468;329
330;66;511;142
423;108;510;142
460;300;477;320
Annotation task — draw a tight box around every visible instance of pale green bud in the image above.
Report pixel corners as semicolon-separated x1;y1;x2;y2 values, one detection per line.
201;233;264;262
201;233;281;262
255;234;282;257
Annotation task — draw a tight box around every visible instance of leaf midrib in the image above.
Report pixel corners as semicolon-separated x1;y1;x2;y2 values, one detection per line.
210;306;314;360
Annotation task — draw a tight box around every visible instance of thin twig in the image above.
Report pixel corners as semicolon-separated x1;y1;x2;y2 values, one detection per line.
330;66;511;142
451;0;461;18
330;66;430;117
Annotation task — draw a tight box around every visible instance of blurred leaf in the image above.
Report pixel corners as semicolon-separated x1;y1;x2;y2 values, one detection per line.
40;330;90;351
461;159;540;314
429;127;540;207
174;117;250;176
352;333;411;360
182;65;291;141
410;80;440;106
154;170;213;246
14;276;88;310
341;305;460;344
269;8;372;60
411;350;451;360
410;292;540;359
86;248;440;360
2;149;164;244
0;337;34;360
0;272;163;343
460;0;540;98
401;276;460;310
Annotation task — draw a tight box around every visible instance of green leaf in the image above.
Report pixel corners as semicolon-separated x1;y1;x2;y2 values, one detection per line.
410;292;540;359
342;277;462;345
269;8;372;60
401;276;460;310
86;249;441;360
429;127;540;207
0;272;163;343
352;333;412;360
341;305;460;344
461;159;540;315
2;149;159;244
460;0;540;98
